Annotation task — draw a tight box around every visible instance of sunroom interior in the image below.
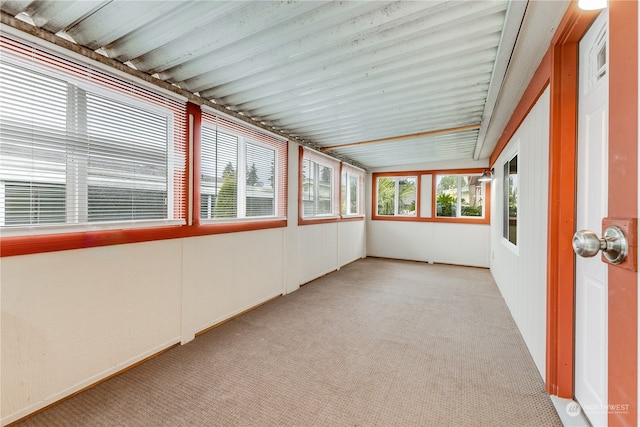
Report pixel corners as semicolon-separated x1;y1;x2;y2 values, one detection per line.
1;1;636;426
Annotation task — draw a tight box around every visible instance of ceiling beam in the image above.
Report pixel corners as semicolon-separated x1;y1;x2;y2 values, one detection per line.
320;124;481;152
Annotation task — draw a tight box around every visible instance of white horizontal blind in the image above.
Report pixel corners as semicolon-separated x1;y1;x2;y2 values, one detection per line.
341;163;365;216
302;148;340;218
201;112;287;221
0;35;187;230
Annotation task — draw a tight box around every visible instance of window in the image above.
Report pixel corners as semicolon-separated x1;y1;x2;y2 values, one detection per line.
435;174;485;218
301;148;340;219
0;40;186;234
341;164;364;217
372;169;490;223
200;112;287;222
376;176;417;216
503;155;518;245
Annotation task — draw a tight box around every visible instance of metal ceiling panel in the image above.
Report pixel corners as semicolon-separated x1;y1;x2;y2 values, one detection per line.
0;0;533;170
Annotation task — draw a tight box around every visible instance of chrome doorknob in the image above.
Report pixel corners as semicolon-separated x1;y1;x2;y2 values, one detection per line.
572;226;629;265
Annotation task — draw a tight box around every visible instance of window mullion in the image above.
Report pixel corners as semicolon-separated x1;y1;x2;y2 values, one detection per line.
66;84;88;224
394;179;399;216
313;162;319;216
456;176;462;217
237;137;246;218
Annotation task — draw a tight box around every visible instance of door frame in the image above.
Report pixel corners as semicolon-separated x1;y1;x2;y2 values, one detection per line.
489;1;638;424
547;2;637;425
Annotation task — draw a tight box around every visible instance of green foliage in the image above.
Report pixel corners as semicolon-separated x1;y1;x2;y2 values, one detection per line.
377;177;416;215
437;175;457;193
377;177;395;215
246;162;259;186
437;193;455;217
223;162;235;180
508;176;518;217
461;205;482;216
215;164;237;218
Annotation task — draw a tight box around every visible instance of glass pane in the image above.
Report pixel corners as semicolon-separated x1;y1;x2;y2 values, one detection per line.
460;175;483;217
200;126;218;219
436;175;457;217
377;177;395;215
245;142;275;217
507;156;518;245
397;178;416;215
302;159;315;217
317;165;332;215
0;62;68;226
88;186;166;221
213;131;238;219
349;174;358;214
87;92;168;222
4;181;66;225
200;128;238;219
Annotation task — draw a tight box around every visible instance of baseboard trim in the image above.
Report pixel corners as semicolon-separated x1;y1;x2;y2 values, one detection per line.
550;396;591;427
4;339;181;427
195;294;282;338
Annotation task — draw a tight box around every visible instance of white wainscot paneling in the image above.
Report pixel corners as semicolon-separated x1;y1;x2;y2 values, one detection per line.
431;223;490;268
181;228;284;340
490;87;550;378
367;220;490;267
1;240;183;425
338;220;366;267
367;221;431;262
297;222;339;284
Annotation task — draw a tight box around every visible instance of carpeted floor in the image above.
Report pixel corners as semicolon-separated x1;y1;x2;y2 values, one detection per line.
15;258;562;426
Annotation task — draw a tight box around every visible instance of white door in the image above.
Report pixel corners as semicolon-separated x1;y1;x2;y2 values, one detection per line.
575;10;609;427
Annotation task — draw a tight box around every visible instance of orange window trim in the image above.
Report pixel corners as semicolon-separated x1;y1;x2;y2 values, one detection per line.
0;102;289;258
298;146;365;226
371;168;490;224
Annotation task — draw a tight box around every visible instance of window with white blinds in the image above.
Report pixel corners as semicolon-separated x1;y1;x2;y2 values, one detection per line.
0;35;187;233
341;163;365;217
302;148;340;218
200;111;287;221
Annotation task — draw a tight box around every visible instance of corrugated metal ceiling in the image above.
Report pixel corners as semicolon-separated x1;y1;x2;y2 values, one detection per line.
0;0;536;169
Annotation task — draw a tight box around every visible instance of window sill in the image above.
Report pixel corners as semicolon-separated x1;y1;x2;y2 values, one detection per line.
1;219;186;238
0;219;288;257
371;216;490;225
199;216;286;225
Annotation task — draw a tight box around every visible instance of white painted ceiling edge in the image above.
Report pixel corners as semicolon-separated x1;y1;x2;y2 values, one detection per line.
478;0;570;161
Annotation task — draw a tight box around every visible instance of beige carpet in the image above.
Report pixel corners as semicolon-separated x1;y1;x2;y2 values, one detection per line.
15;258;561;426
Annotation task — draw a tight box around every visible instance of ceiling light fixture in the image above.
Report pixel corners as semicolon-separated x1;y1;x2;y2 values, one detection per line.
578;0;607;10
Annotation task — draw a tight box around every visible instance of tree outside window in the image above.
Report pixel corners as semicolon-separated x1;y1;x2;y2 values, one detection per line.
200;127;277;220
436;174;484;218
376;176;417;216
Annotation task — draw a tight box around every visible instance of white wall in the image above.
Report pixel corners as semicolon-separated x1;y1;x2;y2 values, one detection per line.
1;240;183;424
367;221;490;267
365;161;491;268
490;87;550;378
0;141;366;426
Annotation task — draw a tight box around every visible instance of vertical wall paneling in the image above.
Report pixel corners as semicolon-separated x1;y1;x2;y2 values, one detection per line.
490;87;550;377
181;229;285;339
1;241;183;424
1;139;367;426
338;221;366;267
